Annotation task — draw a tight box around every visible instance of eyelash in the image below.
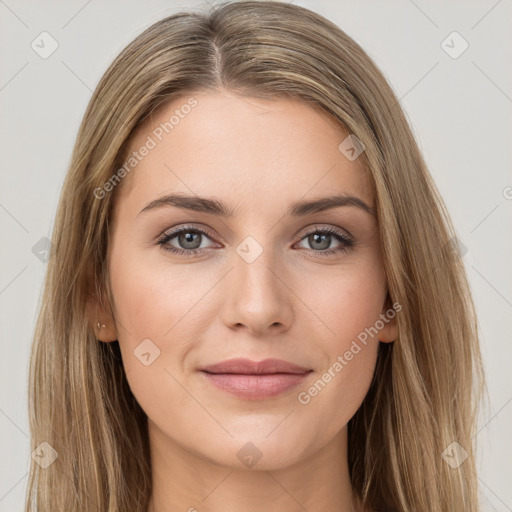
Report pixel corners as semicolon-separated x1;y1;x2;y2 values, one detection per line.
156;224;355;258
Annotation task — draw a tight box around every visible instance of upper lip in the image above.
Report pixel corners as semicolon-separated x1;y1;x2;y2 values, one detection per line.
200;358;311;375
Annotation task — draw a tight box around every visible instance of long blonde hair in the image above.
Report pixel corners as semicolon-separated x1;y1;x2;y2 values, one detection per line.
25;1;486;510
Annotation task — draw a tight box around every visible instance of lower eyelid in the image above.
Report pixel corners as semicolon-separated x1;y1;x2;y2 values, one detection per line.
159;229;353;256
159;230;217;250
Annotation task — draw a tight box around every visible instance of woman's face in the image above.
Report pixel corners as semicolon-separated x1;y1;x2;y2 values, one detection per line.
101;90;397;470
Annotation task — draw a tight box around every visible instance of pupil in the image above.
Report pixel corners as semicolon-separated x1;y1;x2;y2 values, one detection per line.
311;233;330;250
180;231;201;249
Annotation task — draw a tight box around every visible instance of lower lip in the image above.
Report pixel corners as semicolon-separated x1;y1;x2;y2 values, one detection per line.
200;372;310;400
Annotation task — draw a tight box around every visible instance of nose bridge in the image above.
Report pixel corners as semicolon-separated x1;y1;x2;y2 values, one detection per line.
234;235;283;303
219;234;293;334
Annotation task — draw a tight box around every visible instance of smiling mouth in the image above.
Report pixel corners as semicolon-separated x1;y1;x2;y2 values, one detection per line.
199;358;313;400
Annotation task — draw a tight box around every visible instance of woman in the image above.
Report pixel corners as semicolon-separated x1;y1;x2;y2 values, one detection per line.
25;1;486;511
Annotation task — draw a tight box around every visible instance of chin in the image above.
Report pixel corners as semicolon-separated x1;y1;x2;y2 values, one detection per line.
192;428;318;471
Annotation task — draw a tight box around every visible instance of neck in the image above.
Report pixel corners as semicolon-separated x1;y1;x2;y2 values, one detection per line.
146;421;361;512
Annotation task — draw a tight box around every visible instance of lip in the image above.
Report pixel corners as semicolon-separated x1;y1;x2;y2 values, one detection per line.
201;358;311;375
199;358;312;400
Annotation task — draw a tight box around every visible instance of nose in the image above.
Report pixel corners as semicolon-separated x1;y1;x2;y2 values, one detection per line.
219;245;294;337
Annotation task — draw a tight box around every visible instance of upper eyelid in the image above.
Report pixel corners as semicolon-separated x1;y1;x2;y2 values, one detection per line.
158;224;352;245
158;224;217;242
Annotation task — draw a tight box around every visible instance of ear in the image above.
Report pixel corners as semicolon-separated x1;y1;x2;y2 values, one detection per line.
377;292;399;344
85;269;118;343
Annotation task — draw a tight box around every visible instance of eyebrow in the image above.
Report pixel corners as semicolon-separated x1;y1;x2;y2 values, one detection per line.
139;193;376;217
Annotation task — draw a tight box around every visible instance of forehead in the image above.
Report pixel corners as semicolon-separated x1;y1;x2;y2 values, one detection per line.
115;90;373;216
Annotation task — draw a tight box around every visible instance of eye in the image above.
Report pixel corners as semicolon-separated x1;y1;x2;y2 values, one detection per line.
294;226;354;256
157;225;354;258
157;225;218;257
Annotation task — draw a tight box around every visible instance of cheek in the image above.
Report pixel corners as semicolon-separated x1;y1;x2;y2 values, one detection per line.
290;260;385;428
108;245;221;381
107;251;207;420
294;338;378;453
297;258;386;350
109;244;208;341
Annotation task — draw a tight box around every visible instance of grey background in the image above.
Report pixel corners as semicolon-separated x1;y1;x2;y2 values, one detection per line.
1;0;511;510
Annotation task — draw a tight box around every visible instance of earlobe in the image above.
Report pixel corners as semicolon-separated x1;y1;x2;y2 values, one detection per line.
378;320;398;343
95;318;118;343
378;294;399;343
85;291;118;342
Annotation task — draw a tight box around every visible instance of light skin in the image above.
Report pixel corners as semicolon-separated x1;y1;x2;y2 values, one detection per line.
89;90;397;512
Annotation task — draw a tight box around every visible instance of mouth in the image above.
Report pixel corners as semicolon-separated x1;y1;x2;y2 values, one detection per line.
199;358;313;400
